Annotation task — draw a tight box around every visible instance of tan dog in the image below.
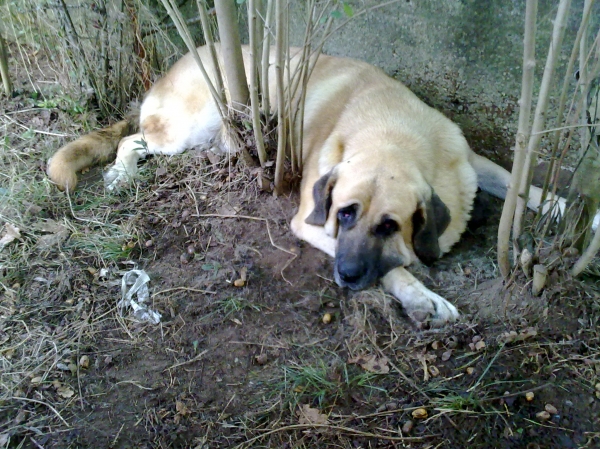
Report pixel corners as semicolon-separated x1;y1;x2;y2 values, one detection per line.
48;45;583;326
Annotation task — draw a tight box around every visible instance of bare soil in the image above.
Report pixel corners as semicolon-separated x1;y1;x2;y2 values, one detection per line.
1;49;600;449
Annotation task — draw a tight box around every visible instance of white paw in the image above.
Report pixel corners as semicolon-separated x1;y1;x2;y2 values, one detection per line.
402;290;459;328
104;161;138;191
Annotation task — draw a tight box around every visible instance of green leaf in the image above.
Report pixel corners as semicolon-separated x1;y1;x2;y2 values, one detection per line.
330;10;343;19
342;2;354;17
22;128;35;139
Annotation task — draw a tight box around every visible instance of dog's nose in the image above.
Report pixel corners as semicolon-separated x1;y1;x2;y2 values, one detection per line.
338;262;365;285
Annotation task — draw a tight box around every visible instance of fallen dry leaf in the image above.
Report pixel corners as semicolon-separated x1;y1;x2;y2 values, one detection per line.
176;400;190;416
297;404;329;425
348;354;390;374
57;386;74;398
0;223;21;251
498;327;538;344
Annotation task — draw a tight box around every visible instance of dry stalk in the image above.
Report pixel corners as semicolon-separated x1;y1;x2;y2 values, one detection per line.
497;0;538;277
512;0;572;257
572;223;600;275
540;0;595;206
160;0;227;116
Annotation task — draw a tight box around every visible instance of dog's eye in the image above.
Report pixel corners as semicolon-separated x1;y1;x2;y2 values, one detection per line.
337;205;357;227
374;218;399;237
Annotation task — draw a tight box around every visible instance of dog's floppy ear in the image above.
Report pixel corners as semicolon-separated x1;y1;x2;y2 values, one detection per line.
305;170;337;226
412;189;451;266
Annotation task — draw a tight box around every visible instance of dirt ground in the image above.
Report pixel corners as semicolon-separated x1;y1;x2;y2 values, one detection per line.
1;49;600;449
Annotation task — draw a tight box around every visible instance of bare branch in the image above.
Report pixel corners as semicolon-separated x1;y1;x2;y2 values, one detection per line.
497;0;538;278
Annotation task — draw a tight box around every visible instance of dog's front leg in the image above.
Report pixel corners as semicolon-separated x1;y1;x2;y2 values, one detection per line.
381;267;459;327
104;134;147;191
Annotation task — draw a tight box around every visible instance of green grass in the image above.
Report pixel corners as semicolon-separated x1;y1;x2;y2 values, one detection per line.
215;296;261;318
280;358;387;407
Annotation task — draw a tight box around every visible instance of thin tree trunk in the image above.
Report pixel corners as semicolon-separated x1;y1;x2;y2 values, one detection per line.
56;0;105;113
261;0;275;114
214;0;249;111
0;34;11;96
273;0;286;194
497;0;538;278
248;0;267;166
197;0;225;102
512;0;572;257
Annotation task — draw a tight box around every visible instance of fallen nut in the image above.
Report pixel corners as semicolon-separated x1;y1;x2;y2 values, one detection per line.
234;279;245;287
544;404;558;415
525;392;535;402
411;408;428;419
255;353;268;365
79;355;90;369
536;410;550;421
322;313;332;324
466;367;475;375
428;366;440;377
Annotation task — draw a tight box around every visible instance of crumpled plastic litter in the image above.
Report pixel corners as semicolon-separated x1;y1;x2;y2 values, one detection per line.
117;269;162;324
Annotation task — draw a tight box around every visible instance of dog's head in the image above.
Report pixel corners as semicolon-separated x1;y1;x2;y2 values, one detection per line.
305;160;451;290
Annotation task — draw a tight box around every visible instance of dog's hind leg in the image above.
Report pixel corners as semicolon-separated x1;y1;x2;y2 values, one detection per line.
104;101;223;190
381;267;459;327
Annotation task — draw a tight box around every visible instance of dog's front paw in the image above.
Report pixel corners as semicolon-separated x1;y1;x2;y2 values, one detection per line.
402;291;459;328
104;161;137;191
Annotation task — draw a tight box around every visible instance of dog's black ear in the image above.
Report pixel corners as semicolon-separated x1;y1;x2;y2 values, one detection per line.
305;170;336;226
412;190;451;266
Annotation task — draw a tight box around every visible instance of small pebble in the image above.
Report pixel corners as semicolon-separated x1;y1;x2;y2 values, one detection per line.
536;411;550;421
466;367;475;375
402;420;414;434
385;401;398;411
322;313;332;324
145;240;154;247
544;404;558;415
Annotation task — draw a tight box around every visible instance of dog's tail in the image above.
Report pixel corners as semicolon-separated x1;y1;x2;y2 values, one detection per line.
47;110;139;192
470;151;558;212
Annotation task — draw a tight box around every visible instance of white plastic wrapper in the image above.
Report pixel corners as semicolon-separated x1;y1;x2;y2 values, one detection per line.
117;269;162;324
